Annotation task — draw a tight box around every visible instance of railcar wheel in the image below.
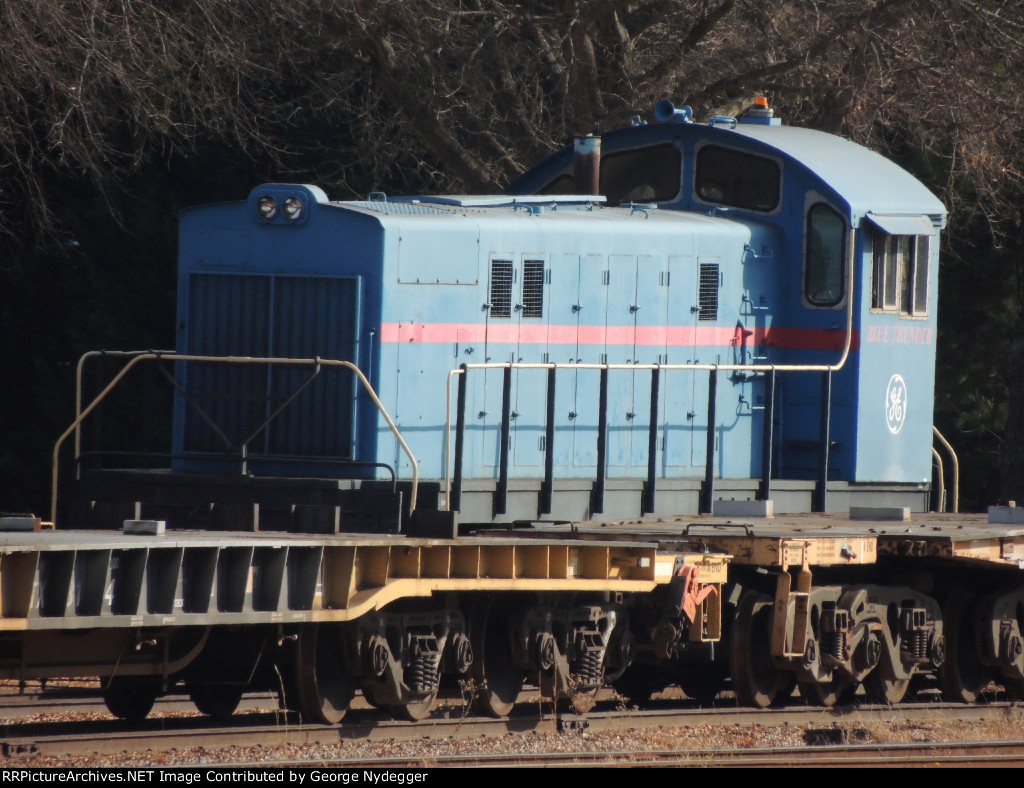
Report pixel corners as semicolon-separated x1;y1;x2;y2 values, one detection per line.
730;591;789;708
863;672;910;704
295;623;355;725
798;677;853;707
189;683;245;720
1003;678;1024;700
388;695;438;722
360;679;387;708
939;590;988;704
469;597;524;717
678;669;727;706
612;666;660;708
1004;678;1024;700
102;676;160;722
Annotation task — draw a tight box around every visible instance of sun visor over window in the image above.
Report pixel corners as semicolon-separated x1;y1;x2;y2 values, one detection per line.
865;213;936;236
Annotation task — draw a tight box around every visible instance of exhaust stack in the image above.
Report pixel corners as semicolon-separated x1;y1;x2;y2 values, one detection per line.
573;135;601;196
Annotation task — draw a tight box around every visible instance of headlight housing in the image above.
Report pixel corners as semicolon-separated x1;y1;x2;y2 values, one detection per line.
257;196;278;219
249;184;324;225
282;196;304;221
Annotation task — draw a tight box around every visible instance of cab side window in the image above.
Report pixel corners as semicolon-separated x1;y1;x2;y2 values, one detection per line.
872;233;930;316
804;203;846;307
599;144;681;205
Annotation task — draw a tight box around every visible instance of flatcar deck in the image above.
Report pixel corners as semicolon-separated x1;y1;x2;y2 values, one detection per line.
0;527;727;631
4;509;1024;717
514;509;1024;570
3;508;1022;635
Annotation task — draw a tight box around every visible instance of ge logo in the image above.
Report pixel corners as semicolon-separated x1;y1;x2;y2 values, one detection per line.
886;374;907;434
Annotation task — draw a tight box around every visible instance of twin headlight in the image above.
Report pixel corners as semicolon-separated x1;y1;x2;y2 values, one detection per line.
256;194;305;222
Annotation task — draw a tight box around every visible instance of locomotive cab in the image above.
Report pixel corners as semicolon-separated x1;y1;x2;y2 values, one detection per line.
510;100;946;512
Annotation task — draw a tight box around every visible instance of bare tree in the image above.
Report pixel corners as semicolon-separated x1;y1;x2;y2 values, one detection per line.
4;1;1023;244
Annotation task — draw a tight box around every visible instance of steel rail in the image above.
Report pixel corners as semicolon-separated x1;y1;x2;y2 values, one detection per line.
241;741;1024;768
3;694;1021;761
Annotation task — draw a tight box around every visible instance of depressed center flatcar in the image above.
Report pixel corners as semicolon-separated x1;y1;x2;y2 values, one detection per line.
2;99;1024;723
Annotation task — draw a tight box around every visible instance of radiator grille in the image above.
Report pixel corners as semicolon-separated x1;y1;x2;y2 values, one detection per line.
184;273;357;458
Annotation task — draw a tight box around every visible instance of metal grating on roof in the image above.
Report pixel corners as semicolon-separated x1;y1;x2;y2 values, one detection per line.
338;201;452;216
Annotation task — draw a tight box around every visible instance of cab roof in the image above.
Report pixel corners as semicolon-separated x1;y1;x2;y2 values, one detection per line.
728;123;946;227
509;115;946;229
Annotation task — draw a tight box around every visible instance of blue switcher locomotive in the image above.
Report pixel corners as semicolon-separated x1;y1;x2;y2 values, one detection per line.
162;97;944;529
6;99;1024;725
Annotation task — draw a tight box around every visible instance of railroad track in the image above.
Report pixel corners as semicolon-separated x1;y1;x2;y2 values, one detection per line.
254;740;1024;768
3;689;1023;764
0;687;281;720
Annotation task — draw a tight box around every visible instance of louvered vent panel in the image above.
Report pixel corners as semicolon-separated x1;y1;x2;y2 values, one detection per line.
489;260;513;318
698;263;719;321
522;260;545;317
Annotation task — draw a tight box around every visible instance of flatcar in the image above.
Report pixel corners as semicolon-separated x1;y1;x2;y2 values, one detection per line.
2;99;1024;724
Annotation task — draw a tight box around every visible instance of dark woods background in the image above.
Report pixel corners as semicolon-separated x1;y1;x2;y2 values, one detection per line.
2;0;1023;514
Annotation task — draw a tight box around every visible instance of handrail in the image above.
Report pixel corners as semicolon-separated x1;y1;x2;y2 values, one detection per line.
931;447;946;512
444;368;463;512
443;359;839;513
74;451;398;492
448;358;846;375
74;350;175;465
440;230;859;513
444;235;862;379
932;425;959;513
54;352;418;524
